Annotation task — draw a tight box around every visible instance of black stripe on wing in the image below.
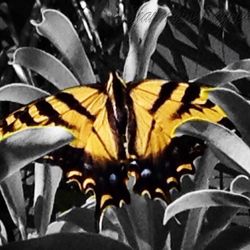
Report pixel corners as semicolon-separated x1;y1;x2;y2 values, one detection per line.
14;108;39;126
35;100;70;127
150;81;178;113
55;92;95;121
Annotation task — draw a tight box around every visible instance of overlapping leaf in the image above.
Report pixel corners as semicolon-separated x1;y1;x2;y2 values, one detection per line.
0;127;73;182
13;48;80;89
34;163;62;236
163;190;250;225
0;83;49;104
123;0;171;82
176;120;250;175
31;9;96;84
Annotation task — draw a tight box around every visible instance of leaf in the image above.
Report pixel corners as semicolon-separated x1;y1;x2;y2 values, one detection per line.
34;163;62;236
190;58;250;84
209;88;250;146
12;47;80;89
102;209;128;244
163;190;250;225
55;205;96;233
176;120;250;175
230;175;250;194
195;207;240;249
190;69;250;85
225;58;250;71
109;191;168;250
0;220;7;245
185;150;241;250
206;226;250;250
12;64;35;85
57;203;124;239
0;232;133;250
0;172;26;240
123;0;171;82
0;83;49;104
32;9;96;84
180;149;219;250
193;149;219;190
46;221;84;234
0;127;73;182
219;82;239;92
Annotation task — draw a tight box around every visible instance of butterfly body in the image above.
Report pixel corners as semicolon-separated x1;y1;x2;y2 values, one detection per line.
0;72;227;225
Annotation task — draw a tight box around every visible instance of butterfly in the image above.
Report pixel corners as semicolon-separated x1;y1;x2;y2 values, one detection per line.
0;72;227;228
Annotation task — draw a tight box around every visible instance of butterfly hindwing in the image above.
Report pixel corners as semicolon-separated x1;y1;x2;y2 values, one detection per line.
128;80;226;199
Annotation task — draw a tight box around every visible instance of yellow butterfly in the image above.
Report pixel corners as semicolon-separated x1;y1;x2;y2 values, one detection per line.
0;72;226;224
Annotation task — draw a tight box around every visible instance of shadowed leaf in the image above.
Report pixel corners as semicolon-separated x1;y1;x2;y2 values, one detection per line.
206;226;250;250
0;232;133;250
56;205;96;233
195;207;240;249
